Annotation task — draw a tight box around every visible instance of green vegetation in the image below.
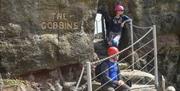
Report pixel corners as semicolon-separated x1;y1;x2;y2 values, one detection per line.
3;79;26;86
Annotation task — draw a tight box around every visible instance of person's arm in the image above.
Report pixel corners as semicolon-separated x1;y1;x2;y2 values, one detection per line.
121;15;131;27
116;63;125;86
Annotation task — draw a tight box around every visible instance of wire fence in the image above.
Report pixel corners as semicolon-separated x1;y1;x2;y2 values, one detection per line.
73;14;159;91
84;20;159;91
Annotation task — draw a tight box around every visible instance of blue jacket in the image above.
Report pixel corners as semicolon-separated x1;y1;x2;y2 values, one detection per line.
100;60;121;87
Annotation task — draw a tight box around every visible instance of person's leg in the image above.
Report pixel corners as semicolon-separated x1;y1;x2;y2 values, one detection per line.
108;32;114;46
116;32;122;47
102;86;115;91
112;34;121;47
115;84;130;91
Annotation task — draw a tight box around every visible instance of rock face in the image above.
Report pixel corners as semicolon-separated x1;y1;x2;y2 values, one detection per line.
0;0;180;90
0;0;97;76
128;0;180;33
158;34;180;89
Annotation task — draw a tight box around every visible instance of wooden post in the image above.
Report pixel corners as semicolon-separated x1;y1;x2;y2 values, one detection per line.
130;19;134;71
162;76;165;91
153;25;159;90
86;62;92;91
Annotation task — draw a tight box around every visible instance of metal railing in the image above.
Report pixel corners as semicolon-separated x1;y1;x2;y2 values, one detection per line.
85;17;159;91
72;14;159;91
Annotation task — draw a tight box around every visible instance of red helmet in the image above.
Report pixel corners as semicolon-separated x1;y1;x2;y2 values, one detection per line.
114;4;124;11
108;47;119;56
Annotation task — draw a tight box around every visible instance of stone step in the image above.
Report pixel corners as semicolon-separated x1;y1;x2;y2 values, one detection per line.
121;69;155;84
131;84;156;91
92;69;155;91
92;81;156;91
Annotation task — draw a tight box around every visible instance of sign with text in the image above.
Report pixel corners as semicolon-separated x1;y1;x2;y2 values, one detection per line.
40;12;80;30
38;0;82;32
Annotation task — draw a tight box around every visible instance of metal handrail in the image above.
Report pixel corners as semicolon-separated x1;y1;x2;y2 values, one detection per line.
91;27;153;65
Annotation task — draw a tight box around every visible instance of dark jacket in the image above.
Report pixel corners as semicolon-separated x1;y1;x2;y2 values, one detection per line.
100;60;121;87
109;15;130;33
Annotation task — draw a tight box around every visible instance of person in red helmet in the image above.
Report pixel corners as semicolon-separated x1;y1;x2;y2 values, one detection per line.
99;47;130;91
108;4;131;47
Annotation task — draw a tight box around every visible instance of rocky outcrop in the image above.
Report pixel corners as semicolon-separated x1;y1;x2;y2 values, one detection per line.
0;0;98;77
121;70;155;85
158;34;180;89
0;0;179;90
128;0;180;33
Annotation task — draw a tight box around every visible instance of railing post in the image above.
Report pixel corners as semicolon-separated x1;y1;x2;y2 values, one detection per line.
103;18;107;43
162;75;165;91
86;62;92;91
102;17;105;41
153;25;159;90
74;67;85;91
130;19;135;71
0;73;3;91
